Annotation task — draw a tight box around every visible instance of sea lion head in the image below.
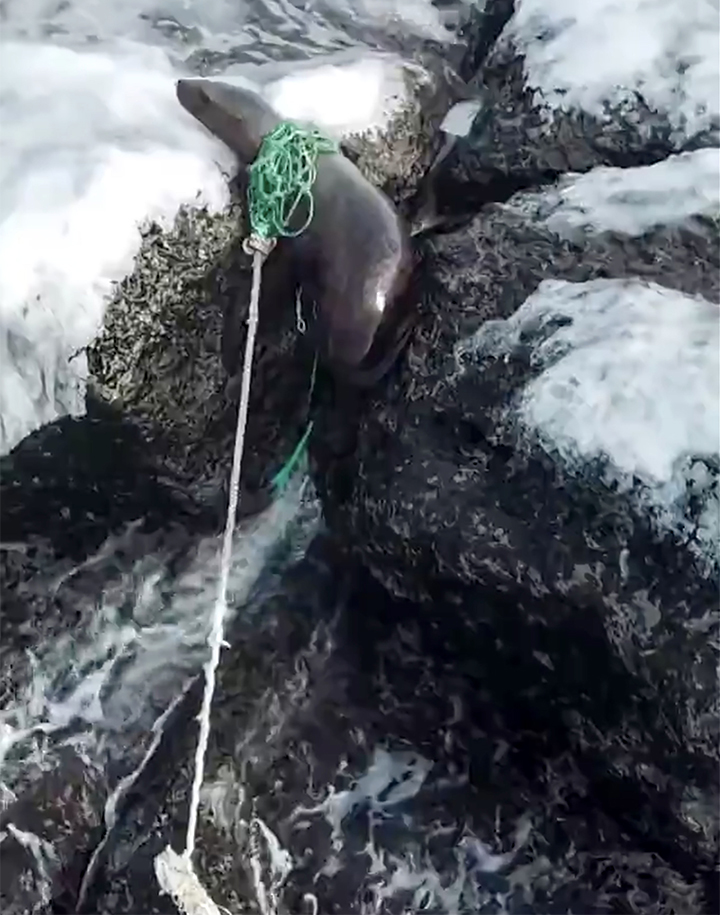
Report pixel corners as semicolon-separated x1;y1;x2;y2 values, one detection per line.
176;79;281;164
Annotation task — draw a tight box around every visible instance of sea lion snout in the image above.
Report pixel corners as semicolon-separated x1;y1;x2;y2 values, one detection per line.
176;78;211;116
175;78;279;163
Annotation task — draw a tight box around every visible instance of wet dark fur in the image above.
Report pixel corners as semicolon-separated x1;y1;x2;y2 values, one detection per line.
177;78;416;388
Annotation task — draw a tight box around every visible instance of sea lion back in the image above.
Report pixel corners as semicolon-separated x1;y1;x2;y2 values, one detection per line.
307;153;411;368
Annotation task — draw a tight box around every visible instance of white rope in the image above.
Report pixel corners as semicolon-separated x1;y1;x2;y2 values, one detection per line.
155;236;276;915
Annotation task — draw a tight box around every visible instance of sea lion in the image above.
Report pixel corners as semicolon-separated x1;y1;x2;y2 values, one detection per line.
176;78;416;388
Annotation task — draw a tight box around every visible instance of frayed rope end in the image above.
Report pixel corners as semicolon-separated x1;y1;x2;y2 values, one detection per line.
154;845;230;915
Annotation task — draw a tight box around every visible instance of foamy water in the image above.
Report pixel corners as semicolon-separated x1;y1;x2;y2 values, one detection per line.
507;148;720;238
0;473;318;796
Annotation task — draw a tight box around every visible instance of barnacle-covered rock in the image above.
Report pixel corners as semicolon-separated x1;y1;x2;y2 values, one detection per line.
310;156;720;883
87;202;315;513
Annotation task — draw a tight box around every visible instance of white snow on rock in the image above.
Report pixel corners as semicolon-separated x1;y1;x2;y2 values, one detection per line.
461;278;720;567
263;53;421;139
0;40;234;456
506;148;720;238
504;0;720;140
440;99;483;138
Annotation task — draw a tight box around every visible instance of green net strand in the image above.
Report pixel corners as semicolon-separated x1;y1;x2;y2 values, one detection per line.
248;121;338;240
270;352;318;495
270;419;314;495
247;122;331;493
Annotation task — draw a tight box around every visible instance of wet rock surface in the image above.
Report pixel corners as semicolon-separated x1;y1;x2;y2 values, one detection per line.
0;410;211;915
86;203;316;518
0;749;107;915
309;198;720;894
78;536;711;914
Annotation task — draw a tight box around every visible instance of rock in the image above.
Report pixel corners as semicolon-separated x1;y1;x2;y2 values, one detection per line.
80;537;711;914
0;411;200;915
256;41;481;221
434;0;720;209
309;155;720;881
0;403;319;915
331;53;468;221
86;203;317;515
0;749;106;915
0;406;210;711
450;0;517;83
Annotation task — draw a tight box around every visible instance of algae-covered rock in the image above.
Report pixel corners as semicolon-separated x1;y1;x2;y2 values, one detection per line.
309;161;720;881
87;202;316;513
335;54;468;222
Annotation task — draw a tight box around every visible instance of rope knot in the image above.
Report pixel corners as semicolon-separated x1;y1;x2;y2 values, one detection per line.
242;234;277;260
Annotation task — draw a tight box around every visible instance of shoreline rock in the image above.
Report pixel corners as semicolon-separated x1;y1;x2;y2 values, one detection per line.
3;9;719;913
434;0;719;212
75;536;711;914
310;176;720;877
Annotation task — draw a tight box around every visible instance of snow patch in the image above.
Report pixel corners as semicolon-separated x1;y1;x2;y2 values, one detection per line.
441;99;483;138
461;278;719;565
507;148;720;237
505;0;720;140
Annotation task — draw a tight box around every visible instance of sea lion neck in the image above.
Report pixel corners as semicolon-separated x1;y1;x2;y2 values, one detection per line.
176;78;281;164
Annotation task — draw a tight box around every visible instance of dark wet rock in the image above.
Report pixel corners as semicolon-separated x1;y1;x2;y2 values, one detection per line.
309;198;720;884
433;3;719;211
79;537;712;914
451;0;516;84
0;409;222;915
0;406;204;696
86;203;316;516
0;749;106;915
0;404;207;663
338;53;470;224
0;401;207;558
